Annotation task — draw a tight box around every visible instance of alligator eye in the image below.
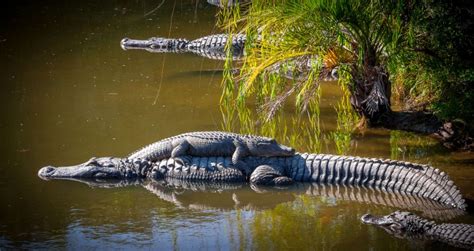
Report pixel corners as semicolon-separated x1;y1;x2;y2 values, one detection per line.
85;157;98;166
95;160;116;167
93;172;108;178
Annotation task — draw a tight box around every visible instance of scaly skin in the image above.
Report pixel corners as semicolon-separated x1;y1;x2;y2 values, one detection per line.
361;211;474;249
120;34;246;60
38;153;466;210
186;33;246;60
245;154;466;209
127;131;294;174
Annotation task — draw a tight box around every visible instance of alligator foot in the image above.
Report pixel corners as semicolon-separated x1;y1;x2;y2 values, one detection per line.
250;165;293;186
173;156;192;166
233;161;252;180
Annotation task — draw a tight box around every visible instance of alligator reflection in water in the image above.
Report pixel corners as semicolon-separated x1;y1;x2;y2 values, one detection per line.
147;180;465;221
37;176;465;222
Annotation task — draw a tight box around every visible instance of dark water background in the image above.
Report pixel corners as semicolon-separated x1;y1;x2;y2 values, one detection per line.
0;0;473;249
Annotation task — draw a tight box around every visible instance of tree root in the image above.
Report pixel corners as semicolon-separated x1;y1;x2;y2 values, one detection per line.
373;111;473;151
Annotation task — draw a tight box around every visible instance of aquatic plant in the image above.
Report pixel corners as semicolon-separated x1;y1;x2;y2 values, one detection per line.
218;0;474;150
219;0;402;120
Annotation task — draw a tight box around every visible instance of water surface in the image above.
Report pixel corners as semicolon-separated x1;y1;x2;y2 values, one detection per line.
0;0;473;249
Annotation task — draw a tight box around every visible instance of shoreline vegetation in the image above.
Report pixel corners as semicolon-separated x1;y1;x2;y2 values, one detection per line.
217;0;474;151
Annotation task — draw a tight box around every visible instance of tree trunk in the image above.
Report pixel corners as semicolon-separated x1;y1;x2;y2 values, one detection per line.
350;65;392;122
348;66;473;151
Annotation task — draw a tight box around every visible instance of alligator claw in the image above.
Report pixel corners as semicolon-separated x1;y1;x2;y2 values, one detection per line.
234;162;252;178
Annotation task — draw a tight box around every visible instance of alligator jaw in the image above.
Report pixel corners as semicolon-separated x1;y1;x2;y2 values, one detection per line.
361;214;393;225
38;165;121;180
38;157;124;180
120;37;175;52
120;37;153;51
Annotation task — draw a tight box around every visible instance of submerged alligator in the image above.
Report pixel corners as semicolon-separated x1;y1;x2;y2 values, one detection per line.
121;33;338;80
121;33;246;60
362;211;474;249
39;139;467;210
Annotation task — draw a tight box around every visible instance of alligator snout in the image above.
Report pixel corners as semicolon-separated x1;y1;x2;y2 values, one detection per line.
361;214;374;223
38;166;56;178
361;213;392;226
120;38;130;50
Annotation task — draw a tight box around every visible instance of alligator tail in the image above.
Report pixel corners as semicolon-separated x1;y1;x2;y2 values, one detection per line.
286;153;466;209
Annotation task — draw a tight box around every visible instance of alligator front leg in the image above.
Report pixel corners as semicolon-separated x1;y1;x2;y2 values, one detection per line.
170;139;192;165
250;165;293;186
232;140;252;176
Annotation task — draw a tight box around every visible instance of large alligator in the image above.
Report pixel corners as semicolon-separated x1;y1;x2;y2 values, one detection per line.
121;34;246;60
39;153;467;210
361;211;474;249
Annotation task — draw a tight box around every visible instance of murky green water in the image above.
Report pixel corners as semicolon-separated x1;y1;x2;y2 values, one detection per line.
1;1;473;249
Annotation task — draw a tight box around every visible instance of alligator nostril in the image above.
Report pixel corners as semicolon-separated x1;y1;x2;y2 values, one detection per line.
361;214;373;223
38;166;56;178
42;166;55;173
120;38;129;50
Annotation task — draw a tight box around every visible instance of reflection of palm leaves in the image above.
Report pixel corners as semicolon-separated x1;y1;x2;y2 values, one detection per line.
218;98;327;153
